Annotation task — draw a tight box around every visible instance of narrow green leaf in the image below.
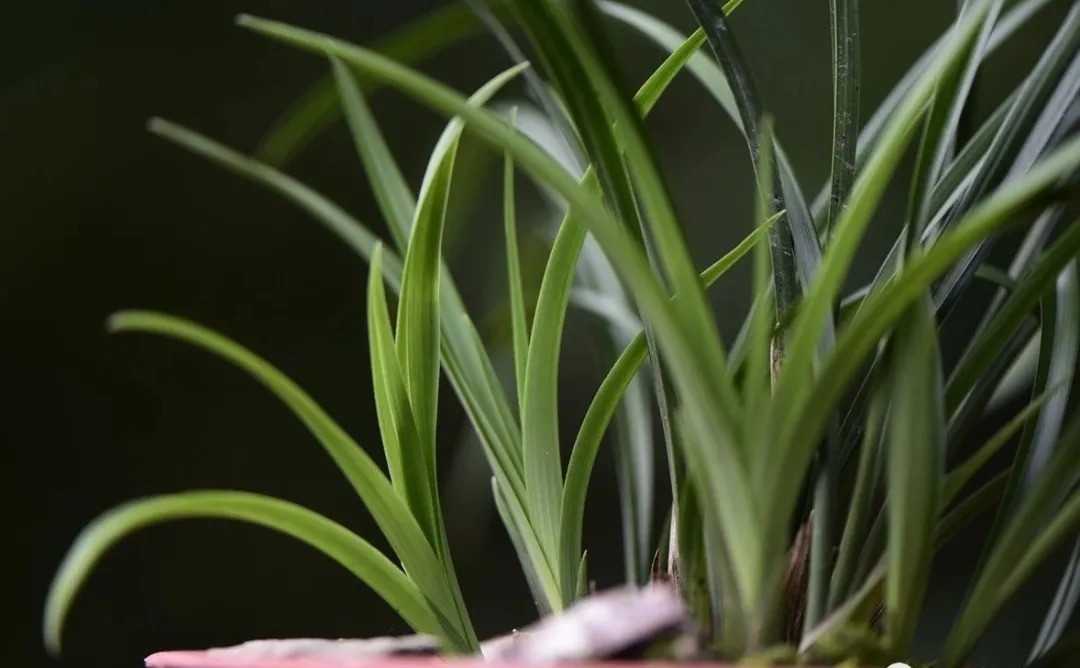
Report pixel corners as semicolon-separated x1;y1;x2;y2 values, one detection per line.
745;119;777;434
333;56;537;600
504;107;530;412
234;12;766;637
824;0;861;240
331;55;417;249
522;211;588;595
884;296;945;654
491;478;558;615
153;114;525;511
576;552;590;599
803;471;1011;656
107;311;475;650
44;492;438;655
942;384;1066;507
947;224;1080;413
560;211;782;628
1031;539;1080;664
943;416;1080;666
151;69;536;615
514;4;689;588
766;0;999;568
685;0;802;338
933;4;1080;314
810;0;1058;219
1026;261;1080;661
828;383;887;609
904;0;1003;251
598;0;834;317
368;246;437;547
148;118;403;291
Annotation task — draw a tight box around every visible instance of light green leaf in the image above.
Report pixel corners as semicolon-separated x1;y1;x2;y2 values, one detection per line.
107;311;475;650
367;246;436;546
884;295;944;654
559;211;782;618
43;491;438;655
148;118;403;292
504;107;530;412
492;477;558;616
521;199;587;576
332;55;417;249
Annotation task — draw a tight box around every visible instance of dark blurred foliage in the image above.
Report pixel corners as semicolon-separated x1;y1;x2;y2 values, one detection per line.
2;1;1075;667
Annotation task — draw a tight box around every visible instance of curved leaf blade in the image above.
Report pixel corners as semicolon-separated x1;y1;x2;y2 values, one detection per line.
106;310;475;649
44;491;438;655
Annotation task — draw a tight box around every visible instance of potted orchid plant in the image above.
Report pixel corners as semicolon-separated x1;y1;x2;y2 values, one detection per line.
44;0;1080;666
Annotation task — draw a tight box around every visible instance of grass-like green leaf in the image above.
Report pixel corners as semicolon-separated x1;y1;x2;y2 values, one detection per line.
331;57;546;604
107;310;476;650
255;1;506;166
532;3;769;631
685;0;801;335
904;0;1002;250
933;4;1080;314
828;383;886;609
1031;539;1080;664
519;16;738;601
522;198;588;592
152;112;526;516
367;245;436;547
764;0;999;577
805;466;1015;658
824;0;861;240
148;118;404;291
332;55;417;248
779;143;1080;514
884;296;945;655
810;0;1058;218
947;222;1080;414
1026;262;1080;660
943;416;1080;666
941;385;1065;508
503;108;530;411
560;211;781;613
43;491;439;655
491;477;558;615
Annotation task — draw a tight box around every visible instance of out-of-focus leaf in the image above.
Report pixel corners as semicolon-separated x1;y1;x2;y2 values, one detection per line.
884;296;944;655
1027;261;1080;661
255;1;507;166
765;0;998;564
943;416;1080;666
148;118;403;290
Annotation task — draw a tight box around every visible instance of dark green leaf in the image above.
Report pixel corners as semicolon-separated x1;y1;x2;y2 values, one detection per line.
255;2;504;166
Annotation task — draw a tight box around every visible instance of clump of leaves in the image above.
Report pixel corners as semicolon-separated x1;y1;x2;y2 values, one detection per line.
44;0;1080;666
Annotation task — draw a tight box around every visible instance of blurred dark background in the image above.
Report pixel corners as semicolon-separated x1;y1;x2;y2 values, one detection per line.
3;1;1076;667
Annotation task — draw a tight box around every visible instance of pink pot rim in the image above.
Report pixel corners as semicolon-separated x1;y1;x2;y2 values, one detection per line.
143;653;796;668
